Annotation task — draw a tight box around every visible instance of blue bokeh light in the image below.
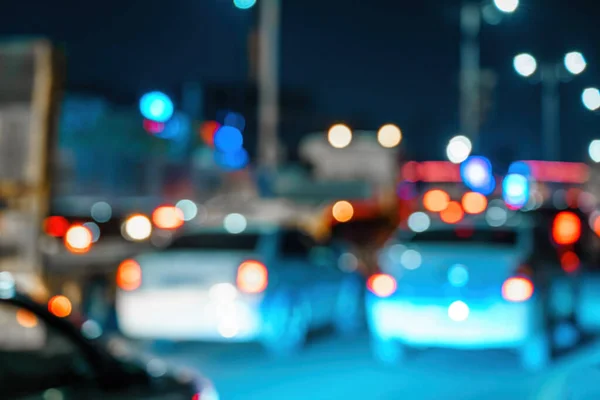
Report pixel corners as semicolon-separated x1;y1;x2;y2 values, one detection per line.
460;156;495;195
215;148;249;170
139;91;174;123
503;173;529;209
448;264;469;288
508;161;531;177
224;111;246;131
213;126;244;153
234;0;256;9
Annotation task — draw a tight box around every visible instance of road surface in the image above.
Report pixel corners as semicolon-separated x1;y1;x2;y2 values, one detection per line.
137;330;600;400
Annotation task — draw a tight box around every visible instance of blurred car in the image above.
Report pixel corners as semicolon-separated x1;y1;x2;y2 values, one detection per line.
115;225;365;355
0;271;218;400
366;215;556;371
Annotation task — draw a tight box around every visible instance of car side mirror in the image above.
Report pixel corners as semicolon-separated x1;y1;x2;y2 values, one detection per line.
309;247;336;268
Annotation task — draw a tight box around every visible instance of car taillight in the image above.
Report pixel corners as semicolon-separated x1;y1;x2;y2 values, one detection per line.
367;274;397;298
117;259;142;291
502;276;534;302
236;260;268;294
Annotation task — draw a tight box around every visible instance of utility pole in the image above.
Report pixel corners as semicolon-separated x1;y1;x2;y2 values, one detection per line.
257;0;281;170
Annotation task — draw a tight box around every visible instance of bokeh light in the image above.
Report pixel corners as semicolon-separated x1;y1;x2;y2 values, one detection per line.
91;202;112;223
503;174;529;209
462;192;487;214
124;214;152;241
332;201;354;223
440;201;464;224
214;126;243;153
44;216;70;237
152;206;184;230
139;91;174;123
564;51;587;75
64;225;93;253
83;222;101;243
493;0;519;13
200;121;221;146
423;189;450;212
48;295;72;318
446;135;472;164
582;88;600;111
16;309;38;328
327;124;352;149
377;124;402;148
460;156;495;195
513;53;537;77
214;148;249;170
408;212;431;232
234;0;256;9
176;199;198;221
224;213;247;234
552;211;581;245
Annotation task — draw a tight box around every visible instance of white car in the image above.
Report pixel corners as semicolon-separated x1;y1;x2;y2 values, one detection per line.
116;225;364;354
366;217;553;370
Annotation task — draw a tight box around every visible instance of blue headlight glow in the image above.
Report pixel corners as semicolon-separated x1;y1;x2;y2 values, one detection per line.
460;156;495;195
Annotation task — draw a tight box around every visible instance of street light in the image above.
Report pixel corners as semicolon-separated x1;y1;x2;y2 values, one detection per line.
460;0;519;151
582;87;600;111
513;51;588;161
377;124;402;148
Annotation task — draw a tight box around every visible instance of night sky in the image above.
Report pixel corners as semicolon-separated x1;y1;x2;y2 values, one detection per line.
1;0;599;162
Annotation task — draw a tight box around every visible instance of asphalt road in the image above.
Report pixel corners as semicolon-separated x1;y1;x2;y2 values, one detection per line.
139;330;600;400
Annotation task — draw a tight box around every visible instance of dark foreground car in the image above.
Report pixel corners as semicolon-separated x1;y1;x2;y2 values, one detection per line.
0;271;219;400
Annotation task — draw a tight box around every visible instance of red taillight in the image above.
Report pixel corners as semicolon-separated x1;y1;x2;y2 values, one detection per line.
502;277;534;302
367;274;397;298
117;259;142;291
237;260;268;294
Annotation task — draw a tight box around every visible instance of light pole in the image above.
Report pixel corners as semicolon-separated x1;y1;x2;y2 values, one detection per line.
513;51;587;161
459;0;518;150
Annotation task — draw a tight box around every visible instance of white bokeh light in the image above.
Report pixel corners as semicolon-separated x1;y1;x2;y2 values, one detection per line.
224;213;247;234
377;124;402;148
493;0;519;13
589;140;600;163
513;53;538;77
448;300;470;322
175;199;198;221
564;52;587;75
124;215;152;241
407;212;431;233
400;249;422;270
582;88;600;111
327;124;353;149
446;135;472;164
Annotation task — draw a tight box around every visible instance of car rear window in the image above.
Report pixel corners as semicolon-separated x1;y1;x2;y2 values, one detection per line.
404;228;518;246
166;233;260;251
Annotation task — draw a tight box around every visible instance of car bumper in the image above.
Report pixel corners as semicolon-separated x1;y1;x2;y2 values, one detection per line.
116;286;264;342
366;294;540;349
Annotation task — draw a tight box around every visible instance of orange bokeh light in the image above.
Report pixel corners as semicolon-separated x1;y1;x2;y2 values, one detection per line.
593;215;600;237
423;189;450;212
117;259;142;291
64;225;93;254
440;201;464;224
48;295;72;318
16;308;38;328
461;192;488;214
152;206;184;230
332;201;354;223
552;211;581;245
